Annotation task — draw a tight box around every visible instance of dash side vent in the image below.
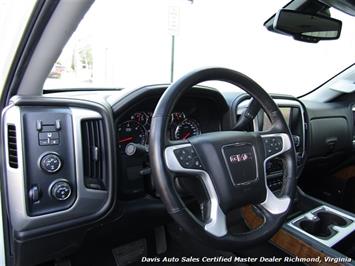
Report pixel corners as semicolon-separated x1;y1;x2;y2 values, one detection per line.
7;124;18;168
81;119;106;190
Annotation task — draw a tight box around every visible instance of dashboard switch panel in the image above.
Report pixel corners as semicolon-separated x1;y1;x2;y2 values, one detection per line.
22;107;76;216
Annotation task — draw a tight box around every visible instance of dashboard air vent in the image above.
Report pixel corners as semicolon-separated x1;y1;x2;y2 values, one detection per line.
81;119;106;190
7;124;18;168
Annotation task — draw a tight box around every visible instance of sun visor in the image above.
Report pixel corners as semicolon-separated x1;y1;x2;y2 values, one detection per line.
329;79;355;93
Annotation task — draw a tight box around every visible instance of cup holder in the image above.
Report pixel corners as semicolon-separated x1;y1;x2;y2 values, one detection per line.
317;211;348;227
295;209;352;239
289;206;355;246
300;218;334;238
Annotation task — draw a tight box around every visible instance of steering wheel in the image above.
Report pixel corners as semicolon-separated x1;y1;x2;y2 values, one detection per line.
149;68;296;250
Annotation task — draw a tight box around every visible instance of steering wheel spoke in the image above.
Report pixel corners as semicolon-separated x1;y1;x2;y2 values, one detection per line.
204;200;227;237
260;186;291;214
200;172;227;237
165;143;227;237
257;132;293;214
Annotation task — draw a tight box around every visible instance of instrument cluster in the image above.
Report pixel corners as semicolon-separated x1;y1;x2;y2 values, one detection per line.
117;111;201;154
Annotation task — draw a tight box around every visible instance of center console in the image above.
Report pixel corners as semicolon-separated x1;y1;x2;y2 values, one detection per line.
242;189;355;265
289;205;355;248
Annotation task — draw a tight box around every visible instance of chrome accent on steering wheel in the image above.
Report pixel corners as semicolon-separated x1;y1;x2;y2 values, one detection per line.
260;133;292;214
165;144;227;237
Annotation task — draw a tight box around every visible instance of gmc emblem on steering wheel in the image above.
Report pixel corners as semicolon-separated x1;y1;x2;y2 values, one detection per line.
229;152;252;163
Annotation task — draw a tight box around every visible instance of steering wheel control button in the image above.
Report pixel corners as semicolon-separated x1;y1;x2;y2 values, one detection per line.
40;153;62;173
292;135;301;147
50;180;72;201
192;158;203;169
174;146;203;169
263;136;283;157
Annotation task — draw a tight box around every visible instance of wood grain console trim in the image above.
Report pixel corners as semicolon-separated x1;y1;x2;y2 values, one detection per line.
241;205;344;266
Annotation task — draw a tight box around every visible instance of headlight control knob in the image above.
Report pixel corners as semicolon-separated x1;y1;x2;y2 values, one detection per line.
50;180;72;201
40;153;62;173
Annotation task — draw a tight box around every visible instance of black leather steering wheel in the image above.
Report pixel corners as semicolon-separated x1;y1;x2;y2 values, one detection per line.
149;68;297;250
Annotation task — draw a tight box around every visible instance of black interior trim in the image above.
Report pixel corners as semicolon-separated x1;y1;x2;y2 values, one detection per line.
6;96;117;240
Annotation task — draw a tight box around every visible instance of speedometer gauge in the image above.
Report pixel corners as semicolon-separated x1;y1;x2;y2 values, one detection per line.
118;120;147;150
174;119;201;140
131;112;149;125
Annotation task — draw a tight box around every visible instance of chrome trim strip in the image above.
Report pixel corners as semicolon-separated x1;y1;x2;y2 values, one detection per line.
0;181;6;266
2;106;108;231
272;99;306;160
288;205;355;247
352;106;355;147
164;144;227;237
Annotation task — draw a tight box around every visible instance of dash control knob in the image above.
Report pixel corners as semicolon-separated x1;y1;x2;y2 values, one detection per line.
40;153;62;173
50;180;72;201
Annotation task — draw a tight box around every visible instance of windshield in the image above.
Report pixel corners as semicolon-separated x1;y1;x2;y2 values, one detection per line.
43;0;355;96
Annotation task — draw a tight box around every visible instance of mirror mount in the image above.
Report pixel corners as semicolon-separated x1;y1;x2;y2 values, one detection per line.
271;9;342;43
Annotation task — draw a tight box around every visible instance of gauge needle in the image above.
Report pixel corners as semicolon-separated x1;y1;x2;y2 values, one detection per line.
119;137;133;143
182;132;191;139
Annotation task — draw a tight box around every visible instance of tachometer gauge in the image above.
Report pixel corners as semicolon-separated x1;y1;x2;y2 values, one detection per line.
131;112;149;125
118;120;147;150
174;119;201;140
171;112;186;123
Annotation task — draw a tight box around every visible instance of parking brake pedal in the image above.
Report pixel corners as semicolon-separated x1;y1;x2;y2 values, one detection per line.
112;239;147;266
154;226;167;254
54;258;71;266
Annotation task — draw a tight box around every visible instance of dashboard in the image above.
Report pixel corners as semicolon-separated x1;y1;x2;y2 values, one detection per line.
114;90;309;198
4;83;355;265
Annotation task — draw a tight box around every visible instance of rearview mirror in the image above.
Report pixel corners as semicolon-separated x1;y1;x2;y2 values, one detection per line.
273;9;342;43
